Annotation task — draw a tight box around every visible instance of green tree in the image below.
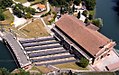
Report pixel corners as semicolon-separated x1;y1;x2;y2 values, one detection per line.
27;0;35;2
16;3;24;13
92;18;103;28
0;13;5;21
84;18;89;23
0;0;13;9
0;68;10;75
24;13;32;19
13;6;23;18
74;0;81;6
82;10;88;17
77;11;81;19
88;14;93;20
11;68;30;75
84;0;96;10
76;57;89;68
0;8;5;21
25;7;36;15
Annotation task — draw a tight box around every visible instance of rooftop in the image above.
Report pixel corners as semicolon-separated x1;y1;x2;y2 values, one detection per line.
37;4;46;9
55;14;111;56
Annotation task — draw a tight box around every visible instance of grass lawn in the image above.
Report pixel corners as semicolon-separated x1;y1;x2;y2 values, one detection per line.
20;19;50;38
2;10;14;24
36;66;52;74
14;0;42;3
14;0;27;3
75;72;116;75
54;62;88;70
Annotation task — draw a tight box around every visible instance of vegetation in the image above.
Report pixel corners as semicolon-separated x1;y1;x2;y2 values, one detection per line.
84;0;96;10
27;0;35;2
11;68;30;75
36;66;52;74
48;0;82;14
76;57;89;68
92;18;103;28
0;8;5;21
0;0;13;9
74;0;81;6
12;3;36;18
20;19;49;38
84;18;90;23
0;68;10;75
15;0;42;3
82;10;88;17
55;62;88;70
77;11;81;19
3;10;14;24
41;9;51;17
0;0;13;21
74;72;116;75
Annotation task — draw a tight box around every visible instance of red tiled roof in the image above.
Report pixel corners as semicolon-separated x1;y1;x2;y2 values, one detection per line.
37;4;46;9
55;14;110;56
86;23;99;31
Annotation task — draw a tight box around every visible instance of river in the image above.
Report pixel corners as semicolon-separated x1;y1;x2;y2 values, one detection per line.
96;0;119;51
0;41;17;71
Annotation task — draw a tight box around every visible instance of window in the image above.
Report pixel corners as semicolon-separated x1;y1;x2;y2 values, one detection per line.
100;56;103;59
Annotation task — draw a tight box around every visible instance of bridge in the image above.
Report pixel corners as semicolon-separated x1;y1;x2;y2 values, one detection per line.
2;32;31;68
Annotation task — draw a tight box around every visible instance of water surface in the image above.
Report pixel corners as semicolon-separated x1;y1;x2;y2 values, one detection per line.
96;0;119;50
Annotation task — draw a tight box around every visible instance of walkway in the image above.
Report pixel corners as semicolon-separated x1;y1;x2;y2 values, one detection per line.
3;32;31;68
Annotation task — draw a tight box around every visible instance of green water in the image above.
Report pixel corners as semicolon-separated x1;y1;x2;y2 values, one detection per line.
0;41;17;71
96;0;119;49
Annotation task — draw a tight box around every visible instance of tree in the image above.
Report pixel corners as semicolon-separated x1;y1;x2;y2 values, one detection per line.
0;0;13;9
88;14;93;20
92;18;103;28
0;8;5;21
11;68;30;75
74;0;81;6
25;7;36;15
76;57;89;68
82;10;88;17
24;13;32;19
0;13;5;21
27;0;35;2
84;0;96;10
84;18;89;23
12;3;36;18
0;68;10;75
13;6;23;18
77;11;81;19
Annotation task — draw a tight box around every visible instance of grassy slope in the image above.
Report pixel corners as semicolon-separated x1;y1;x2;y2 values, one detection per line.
2;10;14;24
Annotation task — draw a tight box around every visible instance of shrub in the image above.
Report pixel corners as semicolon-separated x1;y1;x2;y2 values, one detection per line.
88;14;93;20
76;57;89;68
82;10;88;17
74;0;81;6
24;13;32;19
41;9;51;17
84;18;90;23
84;0;96;10
77;11;81;19
92;18;103;28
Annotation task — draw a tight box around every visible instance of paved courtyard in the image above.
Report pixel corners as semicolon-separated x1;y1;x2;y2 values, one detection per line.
93;49;119;71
